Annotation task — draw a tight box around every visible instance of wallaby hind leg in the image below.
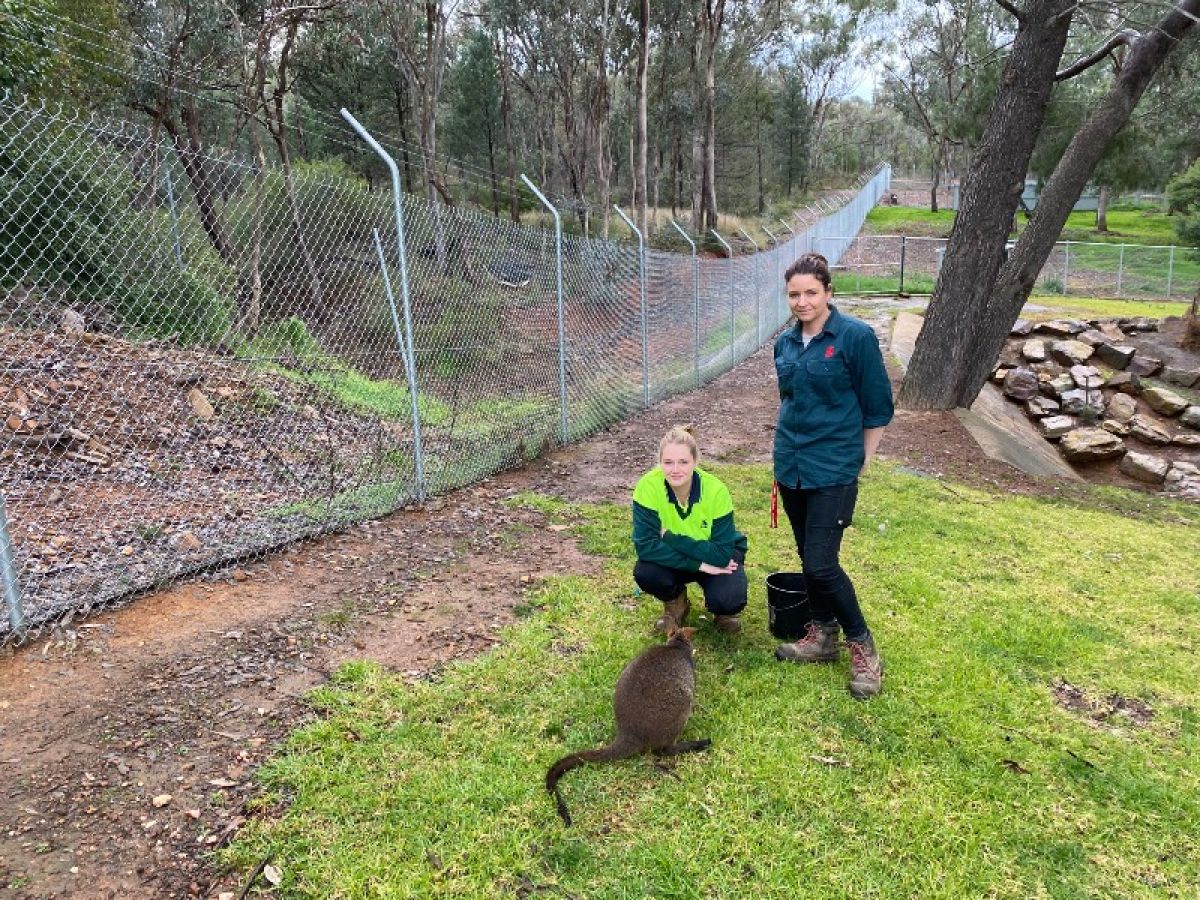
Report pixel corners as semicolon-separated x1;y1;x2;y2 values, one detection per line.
654;738;711;757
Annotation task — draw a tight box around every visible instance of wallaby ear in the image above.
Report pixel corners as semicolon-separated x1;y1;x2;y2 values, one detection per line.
678;626;698;641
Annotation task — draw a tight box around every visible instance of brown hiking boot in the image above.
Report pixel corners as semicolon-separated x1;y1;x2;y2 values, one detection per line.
847;634;884;699
655;590;690;633
775;622;840;663
713;614;742;635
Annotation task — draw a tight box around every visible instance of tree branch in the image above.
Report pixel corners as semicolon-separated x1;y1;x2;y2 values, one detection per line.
994;0;1025;21
1055;28;1140;79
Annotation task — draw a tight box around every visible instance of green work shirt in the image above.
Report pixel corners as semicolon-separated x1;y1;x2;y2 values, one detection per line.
631;467;748;572
773;305;894;489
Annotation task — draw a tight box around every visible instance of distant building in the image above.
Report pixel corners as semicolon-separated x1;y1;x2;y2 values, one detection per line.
950;177;1099;212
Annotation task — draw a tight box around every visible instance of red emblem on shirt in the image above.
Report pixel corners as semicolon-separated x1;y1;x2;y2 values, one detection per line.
825;345;835;358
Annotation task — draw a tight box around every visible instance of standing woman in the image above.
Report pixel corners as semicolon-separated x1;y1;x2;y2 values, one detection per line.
773;253;893;698
632;425;748;634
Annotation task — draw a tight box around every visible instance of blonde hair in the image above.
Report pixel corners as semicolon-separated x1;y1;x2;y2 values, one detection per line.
658;424;699;463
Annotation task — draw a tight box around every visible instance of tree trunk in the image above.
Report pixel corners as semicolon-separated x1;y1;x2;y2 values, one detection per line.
167;102;237;268
634;0;649;237
950;0;1200;409
1096;184;1110;232
930;145;944;213
897;0;1076;411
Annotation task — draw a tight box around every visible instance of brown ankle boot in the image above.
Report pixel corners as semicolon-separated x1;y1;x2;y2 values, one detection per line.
713;614;741;634
775;621;840;663
655;590;690;633
847;634;883;699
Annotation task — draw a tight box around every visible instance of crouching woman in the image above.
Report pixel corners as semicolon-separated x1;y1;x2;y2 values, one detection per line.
631;425;748;634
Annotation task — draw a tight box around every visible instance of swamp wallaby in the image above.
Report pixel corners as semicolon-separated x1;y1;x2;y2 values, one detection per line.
545;626;711;826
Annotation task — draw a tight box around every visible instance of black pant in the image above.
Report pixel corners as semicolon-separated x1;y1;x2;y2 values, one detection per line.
633;551;748;616
777;481;869;641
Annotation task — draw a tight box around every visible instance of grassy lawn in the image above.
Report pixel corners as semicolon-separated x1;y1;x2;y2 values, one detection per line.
1025;296;1193;320
224;463;1200;899
863;206;957;237
1057;207;1182;247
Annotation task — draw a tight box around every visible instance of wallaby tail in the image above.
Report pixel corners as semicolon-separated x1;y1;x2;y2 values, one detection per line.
545;735;642;827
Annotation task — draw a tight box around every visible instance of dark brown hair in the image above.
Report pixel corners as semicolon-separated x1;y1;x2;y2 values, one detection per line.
784;252;832;291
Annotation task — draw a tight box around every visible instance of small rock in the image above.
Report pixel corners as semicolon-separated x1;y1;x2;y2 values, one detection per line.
1107;393;1138;423
1119;452;1170;484
1161;366;1200;389
1127;414;1172;445
1025;397;1060;418
1020;339;1047;363
1069;365;1104;390
1042;373;1076;398
60;308;86;334
1039;415;1076;439
151;794;172;808
1060;427;1125;462
1127;356;1162;378
1093;343;1136;369
1003;367;1041;401
1172;433;1200;447
1102;420;1130;437
1049;339;1095;366
1010;319;1035;336
1142;386;1188;416
188;388;215;420
1181;406;1200;430
1036;319;1088;337
175;531;203;552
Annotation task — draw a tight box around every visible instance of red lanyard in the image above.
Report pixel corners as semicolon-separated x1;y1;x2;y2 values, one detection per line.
770;480;779;529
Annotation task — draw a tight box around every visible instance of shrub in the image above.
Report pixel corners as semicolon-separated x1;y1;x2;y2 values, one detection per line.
0;110;233;343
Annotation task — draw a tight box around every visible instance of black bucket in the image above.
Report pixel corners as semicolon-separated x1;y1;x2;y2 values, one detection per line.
766;572;811;640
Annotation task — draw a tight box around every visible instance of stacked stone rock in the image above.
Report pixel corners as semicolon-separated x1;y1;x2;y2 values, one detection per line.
995;317;1200;501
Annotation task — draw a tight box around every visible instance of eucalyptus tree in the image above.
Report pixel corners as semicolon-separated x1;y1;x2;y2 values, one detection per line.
0;0;55;92
878;0;1004;210
899;0;1200;411
442;26;507;215
124;0;243;270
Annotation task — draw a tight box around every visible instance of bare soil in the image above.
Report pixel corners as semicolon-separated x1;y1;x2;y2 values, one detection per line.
0;313;1189;899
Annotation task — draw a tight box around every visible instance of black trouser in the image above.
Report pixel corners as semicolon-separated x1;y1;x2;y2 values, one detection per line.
777;481;869;642
633;550;748;616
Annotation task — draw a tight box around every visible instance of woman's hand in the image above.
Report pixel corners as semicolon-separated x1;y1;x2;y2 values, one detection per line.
699;559;739;575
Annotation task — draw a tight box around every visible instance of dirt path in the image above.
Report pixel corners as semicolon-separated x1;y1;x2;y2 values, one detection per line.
0;314;1056;899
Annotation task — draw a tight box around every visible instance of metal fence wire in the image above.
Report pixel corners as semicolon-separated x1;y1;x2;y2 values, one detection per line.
0;95;889;645
820;234;1195;300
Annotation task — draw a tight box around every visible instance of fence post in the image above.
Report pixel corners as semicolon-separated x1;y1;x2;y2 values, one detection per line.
736;227;760;345
1;494;23;637
711;230;735;367
1117;243;1126;298
372;228;426;493
763;226;781;328
340;108;427;499
899;234;908;295
670;219;700;387
520;174;570;444
1063;241;1071;295
1167;244;1175;298
164;169;184;268
613;205;650;407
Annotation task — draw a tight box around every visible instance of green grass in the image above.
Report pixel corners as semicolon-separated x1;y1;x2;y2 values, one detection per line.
1058;208;1180;246
838;273;937;296
1024;296;1193;320
224;463;1200;898
864;206;957;237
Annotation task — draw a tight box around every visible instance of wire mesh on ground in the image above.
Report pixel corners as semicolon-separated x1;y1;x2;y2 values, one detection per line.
0;96;889;645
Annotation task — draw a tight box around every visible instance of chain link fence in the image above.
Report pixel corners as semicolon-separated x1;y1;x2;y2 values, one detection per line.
820;233;1197;301
0;95;889;645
